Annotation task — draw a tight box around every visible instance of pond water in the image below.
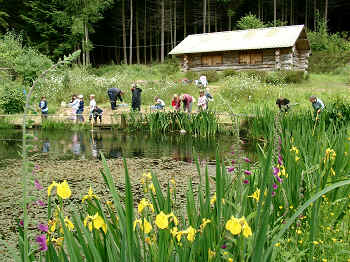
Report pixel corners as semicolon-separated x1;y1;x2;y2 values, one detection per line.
0;129;253;162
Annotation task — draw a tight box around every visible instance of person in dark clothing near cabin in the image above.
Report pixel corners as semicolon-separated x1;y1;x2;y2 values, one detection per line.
131;83;142;111
276;98;290;112
107;87;124;110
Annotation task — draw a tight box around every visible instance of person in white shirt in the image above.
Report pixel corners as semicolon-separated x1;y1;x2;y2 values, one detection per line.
69;94;80;121
199;75;208;87
89;94;96;122
151;96;165;110
197;90;208;111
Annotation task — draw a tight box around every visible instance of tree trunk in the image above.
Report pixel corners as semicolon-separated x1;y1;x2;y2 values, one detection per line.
324;0;328;25
314;0;317;30
215;7;217;31
203;0;206;33
305;0;308;28
274;0;276;26
207;0;210;32
129;0;133;64
144;0;147;64
170;2;173;49
122;0;127;64
82;37;85;66
136;6;140;64
161;0;165;63
290;0;293;24
149;16;152;63
184;0;187;38
174;0;176;47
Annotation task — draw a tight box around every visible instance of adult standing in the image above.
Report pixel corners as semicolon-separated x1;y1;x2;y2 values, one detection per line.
199;75;208;87
131;83;142;111
76;94;85;122
180;94;193;113
69;94;80;121
107;87;123;110
309;95;325;117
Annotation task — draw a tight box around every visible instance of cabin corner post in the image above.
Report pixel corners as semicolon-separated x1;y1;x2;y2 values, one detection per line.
275;49;281;70
182;55;189;71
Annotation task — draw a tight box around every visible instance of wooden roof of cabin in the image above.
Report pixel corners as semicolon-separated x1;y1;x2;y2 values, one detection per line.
169;25;310;55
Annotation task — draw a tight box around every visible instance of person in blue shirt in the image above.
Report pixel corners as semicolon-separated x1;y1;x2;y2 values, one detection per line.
76;95;85;122
39;96;48;120
309;95;325;118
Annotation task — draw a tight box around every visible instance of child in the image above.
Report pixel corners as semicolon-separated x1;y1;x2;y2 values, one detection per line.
180;94;193;113
199;75;208;87
76;94;84;122
151;96;165;110
92;106;103;124
205;88;213;109
38;96;48;120
171;94;180;111
89;94;96;122
69;94;80;121
197;90;208;111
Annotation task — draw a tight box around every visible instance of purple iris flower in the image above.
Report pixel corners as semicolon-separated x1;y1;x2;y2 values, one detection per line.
228;167;235;172
273;184;278;190
34;180;43;190
38;223;48;233
36;200;46;207
243;179;249;184
35;234;48;251
243;157;251;163
244;170;252;175
272;191;276;197
273;167;280;176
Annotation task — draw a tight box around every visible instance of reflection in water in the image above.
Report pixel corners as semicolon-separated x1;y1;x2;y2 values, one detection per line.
42;139;50;153
0;129;254;162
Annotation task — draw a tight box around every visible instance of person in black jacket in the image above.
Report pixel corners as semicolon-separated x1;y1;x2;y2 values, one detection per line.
131;83;142;111
107;87;124;110
276;98;290;112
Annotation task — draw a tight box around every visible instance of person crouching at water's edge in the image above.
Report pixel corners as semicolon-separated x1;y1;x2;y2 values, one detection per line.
107;87;123;110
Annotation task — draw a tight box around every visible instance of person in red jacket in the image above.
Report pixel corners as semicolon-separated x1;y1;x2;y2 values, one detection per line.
171;94;181;112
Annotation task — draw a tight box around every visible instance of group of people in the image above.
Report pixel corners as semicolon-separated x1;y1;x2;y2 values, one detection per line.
107;83;142;111
169;89;213;113
66;94;103;123
276;95;325;117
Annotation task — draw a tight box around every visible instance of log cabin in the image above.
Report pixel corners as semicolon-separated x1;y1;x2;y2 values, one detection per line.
169;25;311;72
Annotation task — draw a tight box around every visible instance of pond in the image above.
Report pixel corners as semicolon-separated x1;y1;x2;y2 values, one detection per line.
0;129;253;162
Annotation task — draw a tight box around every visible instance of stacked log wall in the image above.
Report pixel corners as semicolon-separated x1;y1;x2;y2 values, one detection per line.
183;47;308;72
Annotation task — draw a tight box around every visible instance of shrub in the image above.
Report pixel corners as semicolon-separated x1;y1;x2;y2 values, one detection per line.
0;80;25;114
241;70;268;81
236;13;265;30
309;51;350;73
222;69;239;77
201;70;219;82
265;71;305;84
184;71;197;80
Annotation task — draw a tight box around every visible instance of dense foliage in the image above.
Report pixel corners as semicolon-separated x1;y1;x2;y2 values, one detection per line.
0;0;349;64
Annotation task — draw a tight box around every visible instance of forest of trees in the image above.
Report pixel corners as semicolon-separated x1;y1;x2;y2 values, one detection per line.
0;0;349;65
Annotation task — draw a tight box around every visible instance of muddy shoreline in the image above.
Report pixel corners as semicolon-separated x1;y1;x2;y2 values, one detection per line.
0;157;217;259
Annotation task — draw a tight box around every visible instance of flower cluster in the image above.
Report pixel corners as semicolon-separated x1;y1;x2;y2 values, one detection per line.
290;146;300;162
225;216;252;238
84;213;107;233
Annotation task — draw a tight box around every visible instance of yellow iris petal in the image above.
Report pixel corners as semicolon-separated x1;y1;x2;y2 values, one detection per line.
155;211;169;229
56;180;71;199
225;216;242;235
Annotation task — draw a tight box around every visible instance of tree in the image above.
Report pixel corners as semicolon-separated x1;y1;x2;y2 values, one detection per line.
161;0;165;62
237;14;265;30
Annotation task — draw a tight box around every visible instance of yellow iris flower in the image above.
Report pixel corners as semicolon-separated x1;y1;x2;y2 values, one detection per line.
82;186;99;203
137;198;154;214
199;218;211;232
48;180;71;199
248;188;260;202
155;211;169;229
225;216;241;235
84;213;107;233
